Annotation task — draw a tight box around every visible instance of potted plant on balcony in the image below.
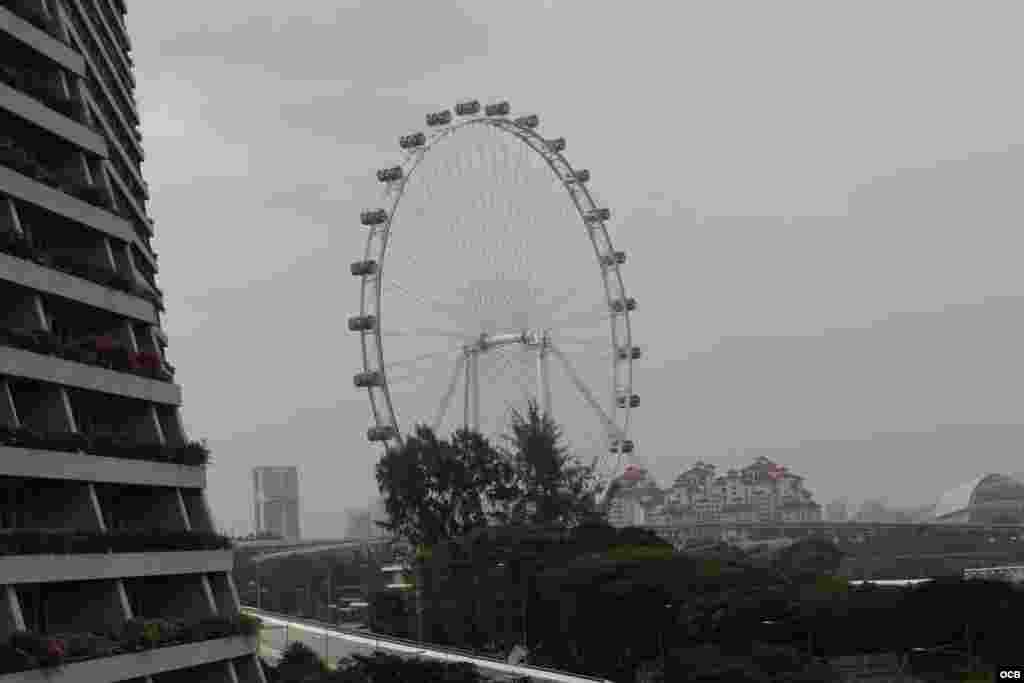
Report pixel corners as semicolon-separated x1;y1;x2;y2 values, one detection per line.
178;440;211;466
9;631;65;668
44;430;89;453
10;425;46;449
66;183;109;208
182;616;235;642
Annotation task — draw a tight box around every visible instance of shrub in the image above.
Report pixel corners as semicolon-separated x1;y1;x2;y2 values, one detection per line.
9;631;64;667
275;641;327;683
51;632;118;659
178;440;211;466
182;616;234;641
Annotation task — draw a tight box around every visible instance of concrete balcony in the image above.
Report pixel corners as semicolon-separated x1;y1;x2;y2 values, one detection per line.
0;251;158;324
0;8;85;77
0;549;232;583
0;345;182;405
0;166;156;271
0;634;256;682
0;82;106;156
0;445;204;488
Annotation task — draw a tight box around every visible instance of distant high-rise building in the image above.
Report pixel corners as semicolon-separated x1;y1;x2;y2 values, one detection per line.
253;466;301;540
0;2;262;678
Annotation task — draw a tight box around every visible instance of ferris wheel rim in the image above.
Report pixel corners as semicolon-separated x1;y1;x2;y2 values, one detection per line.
356;109;634;478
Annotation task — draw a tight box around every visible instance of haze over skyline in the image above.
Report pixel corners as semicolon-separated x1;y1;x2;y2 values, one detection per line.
129;1;1024;537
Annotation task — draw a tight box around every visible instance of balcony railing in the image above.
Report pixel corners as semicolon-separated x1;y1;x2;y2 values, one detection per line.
0;426;210;467
0;326;174;382
0;615;259;675
0;135;110;207
0;0;63;42
0;64;86;124
0;527;232;555
0;229;164;310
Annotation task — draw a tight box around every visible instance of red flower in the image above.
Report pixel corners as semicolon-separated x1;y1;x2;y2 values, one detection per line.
138;351;162;369
46;638;65;659
94;335;116;352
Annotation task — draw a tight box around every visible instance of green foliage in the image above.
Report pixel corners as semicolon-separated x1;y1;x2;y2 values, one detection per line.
375;425;518;548
499;401;599;528
276;642;327;683
375;404;600;551
604;544;675;561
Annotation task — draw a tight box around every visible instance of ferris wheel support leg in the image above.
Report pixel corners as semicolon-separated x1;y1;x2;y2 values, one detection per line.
463;352;472;432
471;352;481;432
433;355;466;433
536;345;552;420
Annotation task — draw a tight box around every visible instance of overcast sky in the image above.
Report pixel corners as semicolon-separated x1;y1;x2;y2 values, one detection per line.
128;1;1024;537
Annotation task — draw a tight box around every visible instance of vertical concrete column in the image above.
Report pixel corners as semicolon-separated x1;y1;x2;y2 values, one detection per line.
176;490;191;531
64;150;93;190
69;75;95;129
17;384;76;435
84;482;107;531
90;160;115;209
99;236;119;271
42;0;69;42
1;585;26;640
200;575;218;616
0;198;24;237
207;573;241;616
157;406;188;447
0;380;19;429
89;483;136;621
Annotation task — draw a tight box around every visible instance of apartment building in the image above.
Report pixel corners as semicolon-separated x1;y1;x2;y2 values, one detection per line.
1;1;263;680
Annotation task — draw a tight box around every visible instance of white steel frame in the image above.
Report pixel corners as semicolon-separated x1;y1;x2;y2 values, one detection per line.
353;106;636;483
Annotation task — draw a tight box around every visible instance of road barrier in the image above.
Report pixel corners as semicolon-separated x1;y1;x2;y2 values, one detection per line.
242;605;612;683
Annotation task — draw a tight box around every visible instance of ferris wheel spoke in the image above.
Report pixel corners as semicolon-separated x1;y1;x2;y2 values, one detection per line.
432;354;466;433
382;279;468;321
381;328;469;340
548;344;624;442
382;349;458;372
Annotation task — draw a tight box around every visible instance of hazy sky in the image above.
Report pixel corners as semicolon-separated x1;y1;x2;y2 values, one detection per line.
129;1;1024;537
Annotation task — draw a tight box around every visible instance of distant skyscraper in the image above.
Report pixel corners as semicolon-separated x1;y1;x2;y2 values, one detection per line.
253;466;301;540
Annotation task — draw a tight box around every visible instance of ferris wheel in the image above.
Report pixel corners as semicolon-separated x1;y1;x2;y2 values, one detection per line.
348;100;639;494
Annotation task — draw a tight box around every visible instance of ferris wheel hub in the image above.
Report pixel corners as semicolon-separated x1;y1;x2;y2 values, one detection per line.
462;329;551;354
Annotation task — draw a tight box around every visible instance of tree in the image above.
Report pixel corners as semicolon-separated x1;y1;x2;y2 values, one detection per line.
374;425;518;549
500;400;599;528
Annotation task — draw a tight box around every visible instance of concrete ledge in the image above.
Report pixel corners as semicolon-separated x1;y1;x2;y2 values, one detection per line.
0;252;157;323
0;445;204;488
0;8;85;76
0;82;106;156
0;635;255;682
0;166;155;271
0;549;233;583
0;345;182;405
